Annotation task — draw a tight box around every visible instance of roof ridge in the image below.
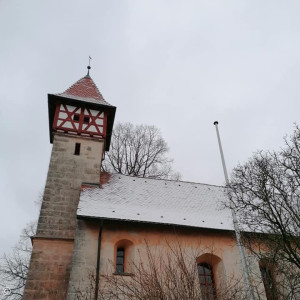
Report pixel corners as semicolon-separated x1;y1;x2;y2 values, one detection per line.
108;172;225;188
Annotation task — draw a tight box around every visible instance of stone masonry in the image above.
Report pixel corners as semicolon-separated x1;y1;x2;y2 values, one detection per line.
24;133;104;299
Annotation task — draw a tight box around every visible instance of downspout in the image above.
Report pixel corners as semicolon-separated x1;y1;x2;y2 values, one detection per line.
95;220;104;300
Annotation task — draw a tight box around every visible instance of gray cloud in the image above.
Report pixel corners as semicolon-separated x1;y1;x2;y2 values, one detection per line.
1;0;299;255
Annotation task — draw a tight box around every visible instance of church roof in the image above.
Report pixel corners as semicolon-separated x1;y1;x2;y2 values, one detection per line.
57;75;112;107
77;174;234;231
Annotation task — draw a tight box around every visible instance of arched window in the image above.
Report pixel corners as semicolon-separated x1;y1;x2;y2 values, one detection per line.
114;239;134;274
198;263;216;300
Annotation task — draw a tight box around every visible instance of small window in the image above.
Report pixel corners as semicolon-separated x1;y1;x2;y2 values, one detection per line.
198;263;216;300
116;248;125;273
260;265;277;300
73;114;80;121
74;143;81;155
84;116;90;123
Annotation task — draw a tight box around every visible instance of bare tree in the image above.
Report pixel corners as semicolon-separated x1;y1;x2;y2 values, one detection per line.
75;242;249;300
102;122;181;180
227;125;300;298
0;222;36;299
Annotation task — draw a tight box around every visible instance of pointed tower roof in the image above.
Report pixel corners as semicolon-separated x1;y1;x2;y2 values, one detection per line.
57;75;112;106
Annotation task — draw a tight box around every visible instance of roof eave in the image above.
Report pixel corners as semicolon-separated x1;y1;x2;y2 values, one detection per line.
76;214;234;232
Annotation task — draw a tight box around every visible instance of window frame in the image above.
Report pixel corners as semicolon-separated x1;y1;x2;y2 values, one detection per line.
116;247;125;274
198;263;216;300
197;262;216;300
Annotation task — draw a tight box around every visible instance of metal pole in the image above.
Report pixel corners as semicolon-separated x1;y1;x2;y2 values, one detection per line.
213;121;255;300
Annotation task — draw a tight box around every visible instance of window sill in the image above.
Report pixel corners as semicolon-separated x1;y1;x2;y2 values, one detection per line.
113;272;134;277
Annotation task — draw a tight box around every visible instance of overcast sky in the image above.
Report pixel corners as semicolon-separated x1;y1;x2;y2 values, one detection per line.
1;0;300;256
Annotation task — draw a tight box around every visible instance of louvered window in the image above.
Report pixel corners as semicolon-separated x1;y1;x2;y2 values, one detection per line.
74;143;81;155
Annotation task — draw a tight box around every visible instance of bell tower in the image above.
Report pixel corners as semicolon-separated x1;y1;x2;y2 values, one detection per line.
24;68;116;299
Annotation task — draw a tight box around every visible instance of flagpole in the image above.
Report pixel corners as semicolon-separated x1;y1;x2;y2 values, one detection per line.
213;121;255;300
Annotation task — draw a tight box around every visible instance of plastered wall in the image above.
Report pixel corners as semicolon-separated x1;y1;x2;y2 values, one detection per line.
67;220;246;299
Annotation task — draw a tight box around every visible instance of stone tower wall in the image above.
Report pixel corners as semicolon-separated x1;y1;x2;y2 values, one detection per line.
24;133;104;299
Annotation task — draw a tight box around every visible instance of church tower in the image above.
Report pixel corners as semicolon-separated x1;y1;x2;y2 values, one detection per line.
24;69;116;299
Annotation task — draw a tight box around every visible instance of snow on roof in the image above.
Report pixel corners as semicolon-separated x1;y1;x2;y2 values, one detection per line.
78;174;234;231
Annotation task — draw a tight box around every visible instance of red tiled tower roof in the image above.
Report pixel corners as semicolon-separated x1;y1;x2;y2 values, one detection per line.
57;75;111;106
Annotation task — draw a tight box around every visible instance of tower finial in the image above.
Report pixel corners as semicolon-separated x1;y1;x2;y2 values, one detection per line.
87;56;92;76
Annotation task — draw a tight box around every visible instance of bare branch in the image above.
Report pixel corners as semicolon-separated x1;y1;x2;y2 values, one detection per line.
0;222;36;299
226;125;300;298
102;122;180;180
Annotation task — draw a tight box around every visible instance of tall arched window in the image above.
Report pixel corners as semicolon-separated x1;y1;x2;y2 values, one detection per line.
114;239;134;275
198;263;216;300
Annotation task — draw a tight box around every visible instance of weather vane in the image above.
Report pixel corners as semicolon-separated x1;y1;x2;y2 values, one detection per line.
87;56;92;75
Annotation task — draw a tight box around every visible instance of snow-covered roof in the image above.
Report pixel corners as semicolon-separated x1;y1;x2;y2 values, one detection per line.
77;174;234;231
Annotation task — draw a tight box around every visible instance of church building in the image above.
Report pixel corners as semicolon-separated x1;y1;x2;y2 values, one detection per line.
24;69;266;299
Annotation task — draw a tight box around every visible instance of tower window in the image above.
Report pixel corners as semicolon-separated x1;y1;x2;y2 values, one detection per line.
73;114;80;122
84;116;90;123
198;263;216;300
74;143;81;155
116;248;125;273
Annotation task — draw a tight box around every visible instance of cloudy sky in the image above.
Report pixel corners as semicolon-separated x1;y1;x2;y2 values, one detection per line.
1;0;300;255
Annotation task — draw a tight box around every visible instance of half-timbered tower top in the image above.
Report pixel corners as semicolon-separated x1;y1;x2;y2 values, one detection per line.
47;73;116;150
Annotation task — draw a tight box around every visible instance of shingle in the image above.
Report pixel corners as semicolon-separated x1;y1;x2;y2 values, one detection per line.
77;174;233;231
57;75;111;106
